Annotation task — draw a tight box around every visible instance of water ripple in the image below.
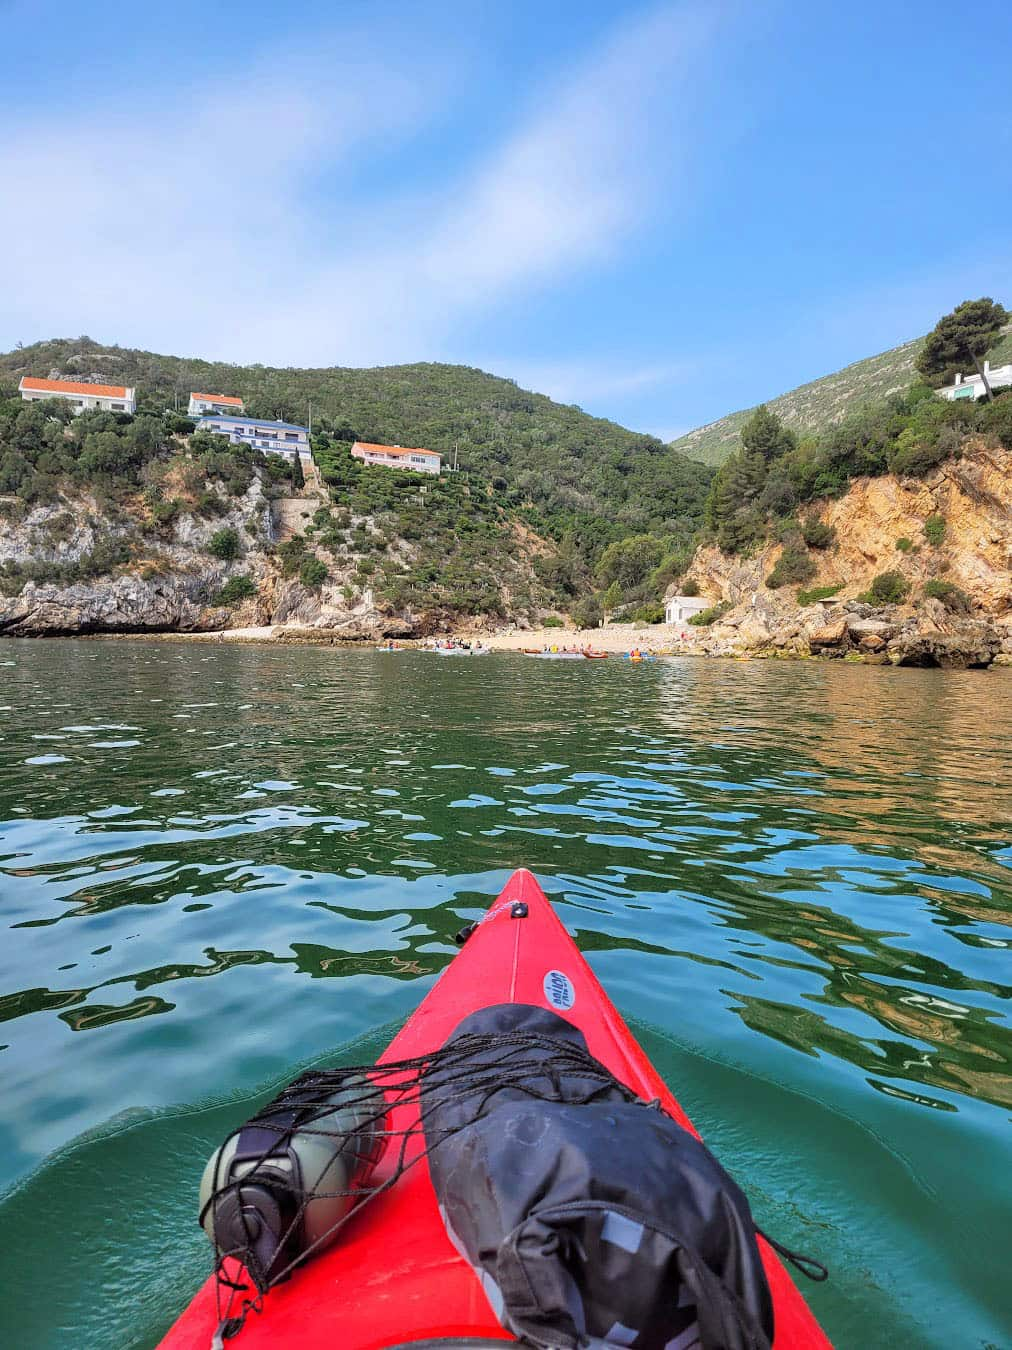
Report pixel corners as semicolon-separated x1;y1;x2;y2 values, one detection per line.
0;642;1009;1348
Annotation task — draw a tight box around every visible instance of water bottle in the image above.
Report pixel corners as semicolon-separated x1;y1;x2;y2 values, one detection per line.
199;1075;385;1290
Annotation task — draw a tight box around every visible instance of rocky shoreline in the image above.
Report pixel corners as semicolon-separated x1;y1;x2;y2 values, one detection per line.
7;605;1009;670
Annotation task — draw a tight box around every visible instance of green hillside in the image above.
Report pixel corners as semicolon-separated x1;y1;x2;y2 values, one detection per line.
0;338;710;545
672;326;1012;467
0;338;718;625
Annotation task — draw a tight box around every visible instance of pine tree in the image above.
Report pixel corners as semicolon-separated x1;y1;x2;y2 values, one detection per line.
602;580;623;615
704;449;767;554
916;298;1009;400
741;404;796;463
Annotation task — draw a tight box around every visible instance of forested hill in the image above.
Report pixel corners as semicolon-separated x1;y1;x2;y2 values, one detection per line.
0;338;711;543
671;325;1012;467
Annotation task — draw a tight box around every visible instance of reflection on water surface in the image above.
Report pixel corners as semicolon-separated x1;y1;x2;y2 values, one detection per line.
0;641;1009;1349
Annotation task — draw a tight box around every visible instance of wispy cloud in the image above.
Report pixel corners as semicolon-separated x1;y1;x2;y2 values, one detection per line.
0;4;716;371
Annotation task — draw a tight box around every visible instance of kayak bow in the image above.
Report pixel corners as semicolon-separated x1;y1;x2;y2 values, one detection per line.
160;869;831;1349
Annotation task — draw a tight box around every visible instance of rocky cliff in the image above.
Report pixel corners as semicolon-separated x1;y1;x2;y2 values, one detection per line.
0;469;539;640
673;441;1012;667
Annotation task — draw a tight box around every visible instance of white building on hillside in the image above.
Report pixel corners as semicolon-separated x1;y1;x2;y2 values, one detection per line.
189;391;244;417
198;414;311;464
665;594;710;626
19;376;136;415
351;441;441;475
936;360;1012;402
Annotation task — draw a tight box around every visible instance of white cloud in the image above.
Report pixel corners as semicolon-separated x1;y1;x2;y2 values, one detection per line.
0;5;715;371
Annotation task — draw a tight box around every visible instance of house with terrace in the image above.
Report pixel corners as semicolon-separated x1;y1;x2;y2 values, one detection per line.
19;376;136;415
188;391;244;417
351;441;441;475
198;413;311;464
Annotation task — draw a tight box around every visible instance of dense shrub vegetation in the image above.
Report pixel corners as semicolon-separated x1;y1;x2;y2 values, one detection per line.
0;395;279;508
688;602;730;626
861;572;910;605
797;585;841;605
0;337;712;541
299;558;328;590
312;437;546;615
923;579;970;612
214;575;258;606
207;527;241;560
800;517;836;549
766;534;817;589
923;514;946;546
0;339;718;617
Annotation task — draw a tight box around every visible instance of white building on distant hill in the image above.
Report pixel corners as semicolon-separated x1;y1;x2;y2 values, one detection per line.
665;594;710;626
351;441;441;475
19;376;136;414
188;392;244;417
197;414;310;464
936;360;1012;402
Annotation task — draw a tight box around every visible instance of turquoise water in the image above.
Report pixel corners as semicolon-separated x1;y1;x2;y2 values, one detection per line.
0;640;1009;1348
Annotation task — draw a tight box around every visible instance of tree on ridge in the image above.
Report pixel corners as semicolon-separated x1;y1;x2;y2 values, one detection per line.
916;297;1009;401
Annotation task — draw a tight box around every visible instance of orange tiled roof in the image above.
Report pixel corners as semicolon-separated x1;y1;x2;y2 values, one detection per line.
191;392;243;406
353;441;439;458
20;376;130;399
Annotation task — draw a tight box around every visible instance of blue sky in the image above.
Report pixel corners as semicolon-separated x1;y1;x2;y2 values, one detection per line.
2;0;1010;439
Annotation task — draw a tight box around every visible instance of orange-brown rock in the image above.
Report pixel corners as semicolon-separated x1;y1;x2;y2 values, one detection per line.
810;619;848;649
673;438;1010;667
681;440;1012;618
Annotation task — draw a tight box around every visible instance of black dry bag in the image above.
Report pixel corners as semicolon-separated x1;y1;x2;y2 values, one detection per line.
422;1003;775;1350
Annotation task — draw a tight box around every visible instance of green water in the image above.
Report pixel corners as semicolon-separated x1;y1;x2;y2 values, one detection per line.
0;641;1009;1349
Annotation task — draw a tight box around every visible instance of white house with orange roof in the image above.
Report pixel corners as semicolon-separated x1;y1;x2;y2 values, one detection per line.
188;391;245;417
351;441;441;475
19;376;136;415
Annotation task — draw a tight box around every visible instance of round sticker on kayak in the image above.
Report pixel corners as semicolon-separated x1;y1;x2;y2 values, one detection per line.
543;969;575;1011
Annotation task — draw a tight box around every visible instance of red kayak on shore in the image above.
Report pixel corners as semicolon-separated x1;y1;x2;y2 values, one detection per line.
161;869;831;1349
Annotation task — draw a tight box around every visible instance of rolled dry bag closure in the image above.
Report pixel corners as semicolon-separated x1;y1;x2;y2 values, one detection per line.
199;1076;384;1292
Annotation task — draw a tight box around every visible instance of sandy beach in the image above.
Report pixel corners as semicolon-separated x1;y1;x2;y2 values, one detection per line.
152;621;690;653
471;623;685;654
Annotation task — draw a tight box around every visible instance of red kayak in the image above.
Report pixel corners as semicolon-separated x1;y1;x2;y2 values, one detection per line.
161;869;831;1348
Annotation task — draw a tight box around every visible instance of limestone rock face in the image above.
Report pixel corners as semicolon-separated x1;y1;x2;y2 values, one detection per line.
889;626;1001;669
0;475;426;639
684;442;1011;619
674;438;1011;668
0;574;226;636
847;618;895;640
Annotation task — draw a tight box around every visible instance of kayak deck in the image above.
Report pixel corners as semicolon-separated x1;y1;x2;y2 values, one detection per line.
160;869;830;1349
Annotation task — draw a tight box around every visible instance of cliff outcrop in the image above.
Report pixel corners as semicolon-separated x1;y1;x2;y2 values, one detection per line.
674;441;1011;667
0;476;403;639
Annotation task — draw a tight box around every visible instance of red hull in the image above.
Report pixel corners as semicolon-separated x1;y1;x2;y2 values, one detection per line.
160;869;831;1349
